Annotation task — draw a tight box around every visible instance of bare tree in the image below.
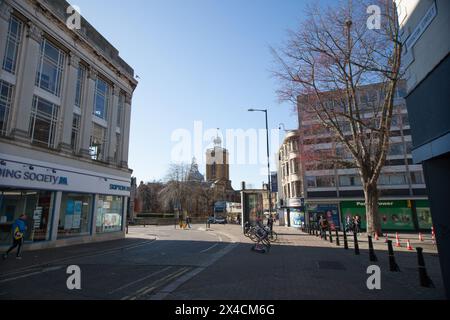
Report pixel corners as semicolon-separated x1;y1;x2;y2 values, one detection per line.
158;163;192;219
272;0;404;235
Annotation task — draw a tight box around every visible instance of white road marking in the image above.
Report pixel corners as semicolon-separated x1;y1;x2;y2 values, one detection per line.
121;267;190;300
0;265;65;284
199;243;220;253
108;266;172;294
0;239;157;279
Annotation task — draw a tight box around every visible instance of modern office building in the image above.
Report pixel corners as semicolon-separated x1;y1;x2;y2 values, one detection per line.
396;0;450;298
278;81;432;232
0;0;137;249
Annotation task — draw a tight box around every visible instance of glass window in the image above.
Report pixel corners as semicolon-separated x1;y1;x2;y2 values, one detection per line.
89;123;107;161
71;114;80;150
35;39;65;96
379;173;407;185
96;195;123;233
0;81;14;136
75;65;85;108
58;193;93;238
405;141;413;154
389;143;404;156
411;171;424;185
401;114;410;127
294;181;302;197
339;175;362;187
93;78;110;120
0;189;52;245
306;176;317;188
29;96;59;149
316;176;336;187
2;16;23;74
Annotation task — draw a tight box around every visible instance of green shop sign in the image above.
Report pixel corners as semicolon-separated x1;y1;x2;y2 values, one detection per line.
340;200;414;231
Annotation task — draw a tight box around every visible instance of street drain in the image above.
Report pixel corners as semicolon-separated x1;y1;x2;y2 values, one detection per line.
317;261;346;270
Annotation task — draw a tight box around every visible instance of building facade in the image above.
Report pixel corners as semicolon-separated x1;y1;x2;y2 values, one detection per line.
0;0;137;250
396;0;450;298
278;81;432;232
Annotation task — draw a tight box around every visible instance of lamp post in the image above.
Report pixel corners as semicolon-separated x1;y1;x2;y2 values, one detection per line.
248;108;273;220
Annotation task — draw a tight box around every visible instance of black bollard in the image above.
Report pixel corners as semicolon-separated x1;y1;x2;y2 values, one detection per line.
353;232;360;255
329;228;333;243
368;235;378;262
416;247;434;287
335;229;340;246
387;240;401;272
343;229;349;250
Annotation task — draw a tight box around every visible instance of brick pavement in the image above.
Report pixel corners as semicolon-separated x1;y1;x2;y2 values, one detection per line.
166;223;446;300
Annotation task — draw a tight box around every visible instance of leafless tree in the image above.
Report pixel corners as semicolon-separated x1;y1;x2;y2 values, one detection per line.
272;0;404;235
158;163;193;219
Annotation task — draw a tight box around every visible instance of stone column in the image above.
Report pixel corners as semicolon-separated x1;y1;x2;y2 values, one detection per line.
79;67;97;158
10;22;42;142
59;53;80;153
0;2;12;65
106;84;120;163
50;191;62;241
120;93;132;168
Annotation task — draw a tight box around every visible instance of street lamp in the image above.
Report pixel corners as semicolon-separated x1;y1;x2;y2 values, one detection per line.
248;108;273;219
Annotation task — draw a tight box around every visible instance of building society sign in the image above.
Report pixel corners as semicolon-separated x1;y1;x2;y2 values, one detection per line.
0;168;68;185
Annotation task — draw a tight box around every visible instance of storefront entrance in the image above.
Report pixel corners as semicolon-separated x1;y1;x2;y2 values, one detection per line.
0;189;53;245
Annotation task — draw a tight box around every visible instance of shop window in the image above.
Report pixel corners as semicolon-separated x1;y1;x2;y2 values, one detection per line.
58;192;93;238
96;195;123;233
0;189;52;245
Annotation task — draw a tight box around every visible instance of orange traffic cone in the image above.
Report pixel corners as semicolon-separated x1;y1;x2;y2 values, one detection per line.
395;232;401;247
419;232;424;242
406;239;413;251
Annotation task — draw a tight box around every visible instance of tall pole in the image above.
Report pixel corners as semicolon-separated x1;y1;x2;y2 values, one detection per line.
264;110;273;218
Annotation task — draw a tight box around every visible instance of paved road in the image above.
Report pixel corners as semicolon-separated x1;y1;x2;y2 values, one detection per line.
0;224;446;300
0;225;236;300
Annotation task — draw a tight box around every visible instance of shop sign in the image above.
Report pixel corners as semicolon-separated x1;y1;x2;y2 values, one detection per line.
0;168;68;186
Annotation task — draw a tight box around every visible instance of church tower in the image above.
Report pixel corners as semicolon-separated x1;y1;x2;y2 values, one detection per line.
205;135;230;183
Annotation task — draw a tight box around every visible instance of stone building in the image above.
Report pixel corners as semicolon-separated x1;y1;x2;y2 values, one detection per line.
0;0;137;250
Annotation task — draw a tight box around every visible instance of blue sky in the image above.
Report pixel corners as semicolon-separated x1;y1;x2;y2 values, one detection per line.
69;0;320;189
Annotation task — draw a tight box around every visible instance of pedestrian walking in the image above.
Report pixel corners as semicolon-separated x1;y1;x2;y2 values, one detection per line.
186;215;191;229
267;215;274;233
345;215;354;233
3;214;28;260
319;215;329;239
353;215;361;235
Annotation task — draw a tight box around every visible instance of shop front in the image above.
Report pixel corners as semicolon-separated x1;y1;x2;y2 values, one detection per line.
340;200;418;231
415;200;433;230
0;153;131;250
306;203;340;230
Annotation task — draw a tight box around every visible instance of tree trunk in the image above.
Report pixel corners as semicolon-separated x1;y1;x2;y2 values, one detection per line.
364;183;382;236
